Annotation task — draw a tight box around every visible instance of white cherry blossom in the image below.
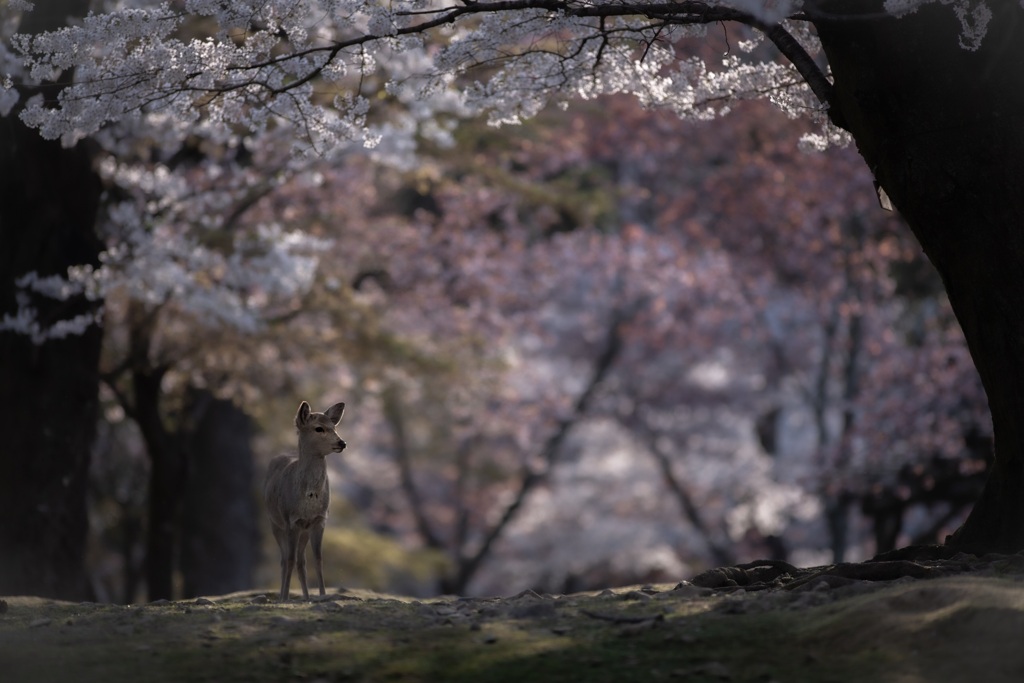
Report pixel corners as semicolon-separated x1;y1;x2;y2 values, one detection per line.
0;0;991;343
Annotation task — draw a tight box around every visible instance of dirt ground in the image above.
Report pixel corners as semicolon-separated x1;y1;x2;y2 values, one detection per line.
4;554;1024;682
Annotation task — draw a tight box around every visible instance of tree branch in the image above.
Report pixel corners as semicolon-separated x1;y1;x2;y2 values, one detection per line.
382;386;446;552
756;23;835;110
228;1;783;95
645;433;736;567
452;305;632;591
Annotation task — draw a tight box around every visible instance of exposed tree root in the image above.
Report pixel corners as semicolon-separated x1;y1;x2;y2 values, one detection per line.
687;546;1024;593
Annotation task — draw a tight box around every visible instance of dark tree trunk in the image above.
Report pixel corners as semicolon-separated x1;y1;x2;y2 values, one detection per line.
180;390;259;598
133;366;184;601
812;1;1024;552
118;319;260;600
824;495;851;563
0;0;102;600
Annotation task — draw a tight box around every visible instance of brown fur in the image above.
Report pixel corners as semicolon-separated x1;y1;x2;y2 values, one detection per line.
263;401;346;601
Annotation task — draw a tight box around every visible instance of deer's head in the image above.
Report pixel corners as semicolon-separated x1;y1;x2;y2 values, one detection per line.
295;401;346;458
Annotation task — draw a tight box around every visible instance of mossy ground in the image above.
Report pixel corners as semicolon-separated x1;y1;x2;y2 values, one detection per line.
3;576;1024;682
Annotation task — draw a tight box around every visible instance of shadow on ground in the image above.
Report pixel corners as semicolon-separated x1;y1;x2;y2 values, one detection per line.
5;554;1024;682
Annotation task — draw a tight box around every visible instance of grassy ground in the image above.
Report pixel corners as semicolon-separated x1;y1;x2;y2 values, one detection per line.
4;575;1024;682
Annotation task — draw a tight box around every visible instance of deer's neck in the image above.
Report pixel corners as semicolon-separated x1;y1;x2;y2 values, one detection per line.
294;452;328;490
296;450;328;468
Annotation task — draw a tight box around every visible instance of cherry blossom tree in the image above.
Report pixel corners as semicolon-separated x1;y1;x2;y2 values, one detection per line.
812;3;1024;554
248;98;982;593
2;0;1019;602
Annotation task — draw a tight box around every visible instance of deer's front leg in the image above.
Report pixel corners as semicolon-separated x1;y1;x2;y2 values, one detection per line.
296;529;311;600
311;521;326;596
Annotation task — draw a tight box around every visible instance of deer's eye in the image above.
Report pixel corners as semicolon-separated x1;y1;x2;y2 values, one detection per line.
315;427;325;433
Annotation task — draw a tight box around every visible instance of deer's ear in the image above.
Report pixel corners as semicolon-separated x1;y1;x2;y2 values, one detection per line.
295;401;312;428
325;402;345;425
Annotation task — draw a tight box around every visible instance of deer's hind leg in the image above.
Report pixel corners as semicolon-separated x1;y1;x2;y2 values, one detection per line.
273;524;296;602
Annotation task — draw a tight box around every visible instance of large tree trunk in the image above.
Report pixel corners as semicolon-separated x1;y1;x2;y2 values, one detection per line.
812;1;1024;552
180;390;259;598
0;0;102;599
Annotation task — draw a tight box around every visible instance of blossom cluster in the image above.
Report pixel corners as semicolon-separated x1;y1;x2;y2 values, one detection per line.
0;0;993;346
3;1;835;147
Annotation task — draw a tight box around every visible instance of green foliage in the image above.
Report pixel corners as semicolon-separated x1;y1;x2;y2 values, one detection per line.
430;108;621;236
320;526;450;595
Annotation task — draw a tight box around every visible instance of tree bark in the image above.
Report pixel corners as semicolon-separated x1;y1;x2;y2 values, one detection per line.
812;1;1024;552
0;0;102;600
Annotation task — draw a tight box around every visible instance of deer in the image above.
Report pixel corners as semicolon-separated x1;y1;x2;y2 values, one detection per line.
264;401;346;601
